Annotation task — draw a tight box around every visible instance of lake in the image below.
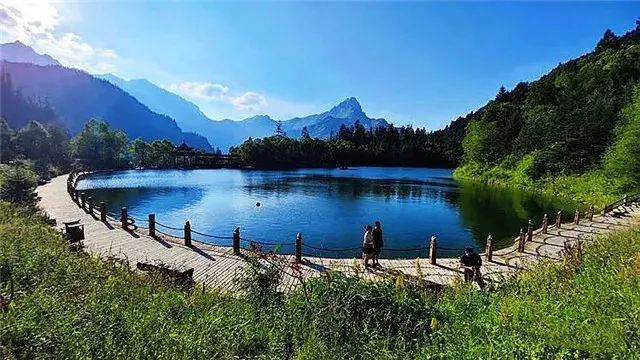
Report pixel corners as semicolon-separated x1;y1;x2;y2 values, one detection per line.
76;167;577;258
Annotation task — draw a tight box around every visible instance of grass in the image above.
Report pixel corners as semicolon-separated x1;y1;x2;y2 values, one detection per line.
0;201;639;359
453;160;626;207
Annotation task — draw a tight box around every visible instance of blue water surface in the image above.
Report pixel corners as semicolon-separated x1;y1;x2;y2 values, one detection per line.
77;167;576;258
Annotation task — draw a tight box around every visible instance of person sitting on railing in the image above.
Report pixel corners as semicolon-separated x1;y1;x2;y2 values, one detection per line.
460;247;485;289
362;225;374;268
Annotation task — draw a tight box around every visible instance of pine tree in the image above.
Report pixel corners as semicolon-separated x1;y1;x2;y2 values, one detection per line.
300;126;311;140
275;120;286;137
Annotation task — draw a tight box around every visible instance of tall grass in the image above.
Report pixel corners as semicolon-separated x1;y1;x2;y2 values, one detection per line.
0;201;638;359
454;160;623;206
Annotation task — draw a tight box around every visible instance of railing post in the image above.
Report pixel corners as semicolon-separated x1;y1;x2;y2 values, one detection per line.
429;235;437;265
87;196;93;215
518;228;525;253
624;194;629;206
556;211;562;228
526;219;533;243
295;233;302;263
184;221;191;247
542;214;548;234
485;235;493;262
148;214;155;237
100;202;106;222
574;208;580;225
74;190;80;203
121;207;128;229
588;205;594;221
233;227;240;255
80;192;86;209
602;205;607;216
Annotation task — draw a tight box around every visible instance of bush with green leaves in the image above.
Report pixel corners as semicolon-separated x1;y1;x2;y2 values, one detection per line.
0;164;38;207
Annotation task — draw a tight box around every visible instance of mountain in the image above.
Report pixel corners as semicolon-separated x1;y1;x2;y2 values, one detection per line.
0;61;212;150
454;26;640;185
96;73;273;150
282;97;389;139
1;68;60;130
94;73;390;151
96;73;214;135
0;42;390;152
0;41;61;66
212;98;390;150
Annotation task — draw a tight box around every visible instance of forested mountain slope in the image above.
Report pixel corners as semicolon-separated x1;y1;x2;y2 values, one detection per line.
0;61;212;150
453;25;640;202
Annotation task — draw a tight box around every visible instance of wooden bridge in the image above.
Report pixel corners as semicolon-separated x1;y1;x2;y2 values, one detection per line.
38;173;640;292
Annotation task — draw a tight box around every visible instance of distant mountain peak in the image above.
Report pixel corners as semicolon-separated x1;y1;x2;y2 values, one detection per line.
0;41;61;66
327;97;364;118
246;114;272;120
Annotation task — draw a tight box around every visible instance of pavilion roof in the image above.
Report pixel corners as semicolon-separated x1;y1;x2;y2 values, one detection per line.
176;141;193;151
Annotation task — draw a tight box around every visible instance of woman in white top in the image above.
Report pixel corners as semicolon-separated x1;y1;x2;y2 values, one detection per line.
362;225;374;267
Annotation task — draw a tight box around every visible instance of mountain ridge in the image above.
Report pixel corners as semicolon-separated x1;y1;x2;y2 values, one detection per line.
98;73;390;150
1;41;392;151
0;60;212;150
0;41;61;66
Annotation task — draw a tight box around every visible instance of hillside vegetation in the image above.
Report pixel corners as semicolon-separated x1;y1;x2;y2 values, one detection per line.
0;201;639;359
0;61;211;150
231;122;463;168
454;26;640;204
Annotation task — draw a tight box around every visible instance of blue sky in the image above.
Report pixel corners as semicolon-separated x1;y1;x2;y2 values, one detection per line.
1;1;638;129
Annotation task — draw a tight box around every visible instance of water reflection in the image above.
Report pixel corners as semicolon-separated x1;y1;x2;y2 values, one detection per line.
455;182;578;249
243;175;455;202
78;168;576;258
85;187;207;217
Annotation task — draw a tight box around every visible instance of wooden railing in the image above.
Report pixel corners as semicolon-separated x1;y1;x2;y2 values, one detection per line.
603;192;640;214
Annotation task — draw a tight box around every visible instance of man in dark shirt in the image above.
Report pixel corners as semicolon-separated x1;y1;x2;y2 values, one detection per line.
460;247;484;289
372;221;383;267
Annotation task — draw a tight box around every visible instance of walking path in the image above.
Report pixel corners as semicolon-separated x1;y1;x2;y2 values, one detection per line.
37;174;640;292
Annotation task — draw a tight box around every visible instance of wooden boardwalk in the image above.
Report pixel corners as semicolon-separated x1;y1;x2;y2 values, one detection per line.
38;174;640;292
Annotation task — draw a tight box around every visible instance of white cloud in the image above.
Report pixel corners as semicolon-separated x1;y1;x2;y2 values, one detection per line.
231;91;267;111
166;81;229;101
0;0;118;73
166;80;325;120
166;81;269;112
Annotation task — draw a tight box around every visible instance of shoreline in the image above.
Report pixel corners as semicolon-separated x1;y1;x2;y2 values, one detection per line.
37;173;640;291
72;167;579;258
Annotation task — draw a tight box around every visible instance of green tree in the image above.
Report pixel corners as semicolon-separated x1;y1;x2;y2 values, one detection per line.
71;119;129;169
148;140;175;167
604;86;640;191
461;118;498;164
0;118;15;163
300;126;311;141
595;29;619;53
129;138;151;168
45;125;71;170
15;121;51;162
0;163;38;207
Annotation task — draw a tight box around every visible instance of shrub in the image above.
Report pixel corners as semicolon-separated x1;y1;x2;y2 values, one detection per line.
0;163;38;207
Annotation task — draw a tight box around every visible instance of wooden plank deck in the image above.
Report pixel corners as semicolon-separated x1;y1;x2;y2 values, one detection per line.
38;175;640;292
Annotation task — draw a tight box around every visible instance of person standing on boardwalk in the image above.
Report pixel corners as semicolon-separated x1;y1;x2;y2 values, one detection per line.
460;247;485;289
362;225;374;268
372;221;383;267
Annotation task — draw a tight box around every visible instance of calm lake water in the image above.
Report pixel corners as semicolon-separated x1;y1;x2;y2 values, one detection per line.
77;167;577;258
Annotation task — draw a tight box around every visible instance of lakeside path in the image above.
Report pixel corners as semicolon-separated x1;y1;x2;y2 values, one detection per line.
38;174;640;292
